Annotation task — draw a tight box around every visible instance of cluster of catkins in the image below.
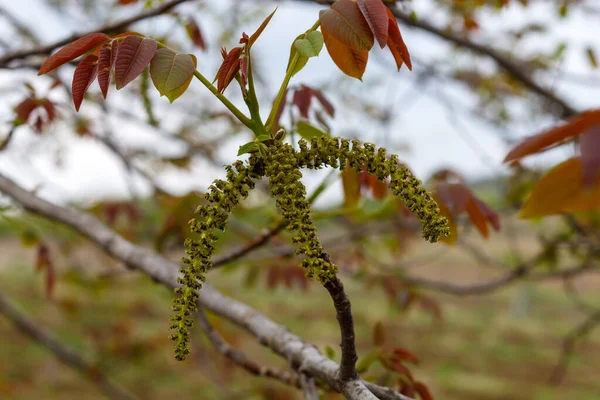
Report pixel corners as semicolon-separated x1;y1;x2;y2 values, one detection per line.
170;136;449;360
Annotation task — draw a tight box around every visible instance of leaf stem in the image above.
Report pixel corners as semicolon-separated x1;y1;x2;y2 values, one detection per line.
264;20;321;133
193;70;254;130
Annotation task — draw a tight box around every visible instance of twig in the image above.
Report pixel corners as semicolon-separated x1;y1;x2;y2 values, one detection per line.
0;125;17;151
0;289;137;400
0;0;195;67
549;309;600;385
196;309;300;388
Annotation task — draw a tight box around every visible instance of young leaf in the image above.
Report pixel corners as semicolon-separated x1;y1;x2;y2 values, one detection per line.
413;382;434;400
185;17;207;50
237;141;258;156
293;86;313;118
386;8;412;71
294;31;324;58
14;97;38;124
97;40;117;99
342;163;361;208
520;157;600;218
504;109;600;163
435;196;457;245
466;197;489;238
391;348;420;365
312;88;335;117
150;48;197;101
114;35;157;90
215;47;242;93
322;27;368;80
248;8;277;48
286;34;310;77
72;54;99;111
319;0;374;51
38;33;109;75
297;120;327;140
581;126;600;187
357;0;389;48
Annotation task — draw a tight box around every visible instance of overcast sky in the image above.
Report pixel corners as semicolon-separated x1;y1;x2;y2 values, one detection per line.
0;0;598;206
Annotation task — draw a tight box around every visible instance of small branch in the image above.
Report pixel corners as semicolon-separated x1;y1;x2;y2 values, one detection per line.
323;276;359;382
212;220;286;267
299;374;319;400
0;0;195;67
0;290;137;400
0;125;17;151
549;309;600;385
196;309;300;388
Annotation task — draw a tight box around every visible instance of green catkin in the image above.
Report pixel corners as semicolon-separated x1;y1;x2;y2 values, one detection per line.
172;136;448;360
170;156;264;360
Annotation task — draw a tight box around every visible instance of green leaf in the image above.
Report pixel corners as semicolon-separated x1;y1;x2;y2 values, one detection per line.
237;141;258;156
297;120;328;139
255;134;271;142
294;31;324;58
324;345;336;360
356;349;381;373
150;48;197;102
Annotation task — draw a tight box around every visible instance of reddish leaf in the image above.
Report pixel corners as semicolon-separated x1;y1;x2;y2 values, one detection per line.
382;358;414;382
293;86;313;119
215;47;242;93
504;109;600;163
33;116;44;133
386;8;412;71
114;35;157;90
14;97;38;124
40;99;57;122
117;0;138;4
319;0;374;51
373;321;386;347
97;40;117;98
72;54;99;111
520;157;600;218
367;174;388;199
35;244;55;299
414;382;434;400
580;125;600;187
240;55;249;97
38;33;109;75
473;197;501;231
357;0;389;48
435;182;470;214
391;348;420;365
312;88;335;117
466;197;489;238
185;17;207;50
248;8;277;48
322;26;368;80
342;162;361;208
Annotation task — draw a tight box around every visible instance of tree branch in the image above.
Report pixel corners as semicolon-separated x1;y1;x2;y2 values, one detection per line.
0;0;195;68
0;289;137;400
0;172;410;400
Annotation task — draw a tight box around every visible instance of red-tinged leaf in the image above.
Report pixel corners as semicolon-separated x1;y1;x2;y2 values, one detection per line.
399;381;416;398
248;8;277;48
216;47;242;93
40;99;57;122
14;97;38;124
271;89;288;133
434;182;470;214
580;125;600;187
33;116;44;133
38;33;109;75
504;109;600;163
357;0;389;48
319;0;374;51
373;321;386;347
35;244;55;299
72;54;99;111
322;26;368;80
473;197;501;231
312;88;335;117
293;86;313;119
520;157;600;218
97;41;117;98
368;174;388;199
342;162;361;208
382;358;414;382
150;48;197;100
114;35;157;90
117;0;138;4
391;348;420;365
414;381;434;400
466;196;489;238
185;17;206;50
386;8;412;71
